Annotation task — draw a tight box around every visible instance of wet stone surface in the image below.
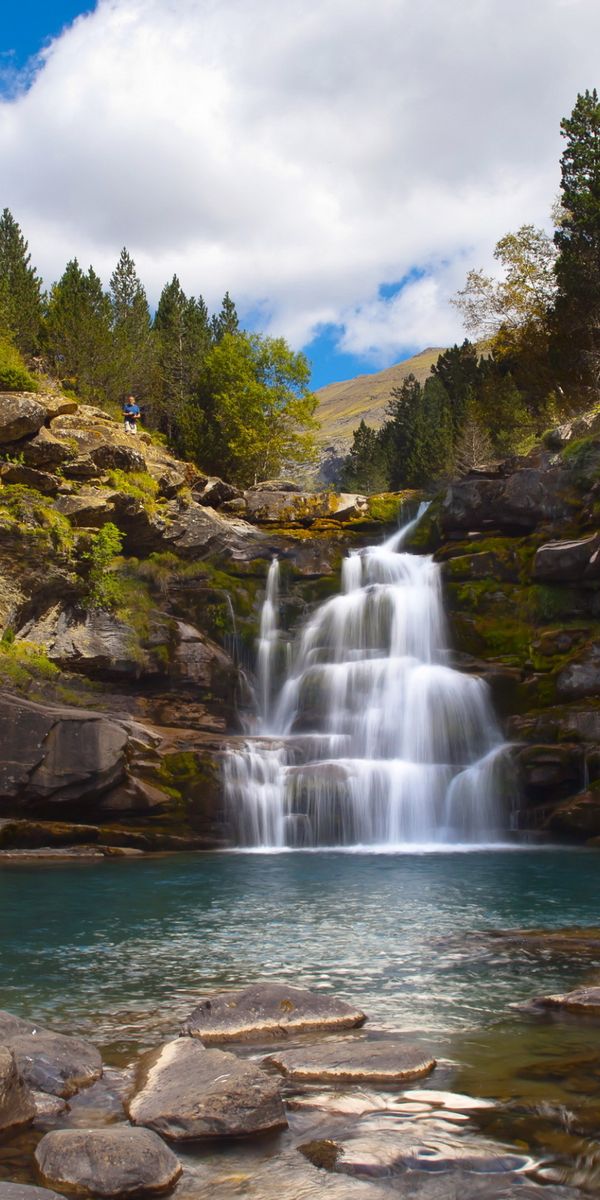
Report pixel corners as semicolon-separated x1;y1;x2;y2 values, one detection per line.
182;982;367;1043
265;1038;436;1083
34;1126;182;1198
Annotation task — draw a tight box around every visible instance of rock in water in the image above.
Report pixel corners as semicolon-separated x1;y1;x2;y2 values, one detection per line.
182;983;366;1042
127;1038;287;1139
527;985;600;1015
0;1046;36;1133
264;1039;436;1083
0;1010;102;1097
34;1127;182;1198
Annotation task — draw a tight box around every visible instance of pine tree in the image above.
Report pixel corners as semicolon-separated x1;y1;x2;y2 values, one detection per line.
553;89;600;395
431;341;480;435
153;276;212;443
0;209;43;353
211;291;239;342
109;248;155;402
339;420;389;493
45;260;114;402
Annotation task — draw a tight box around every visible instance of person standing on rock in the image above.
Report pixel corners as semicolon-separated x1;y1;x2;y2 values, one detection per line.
123;395;141;434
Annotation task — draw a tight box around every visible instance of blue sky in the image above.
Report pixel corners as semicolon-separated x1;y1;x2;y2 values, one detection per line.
2;0;599;390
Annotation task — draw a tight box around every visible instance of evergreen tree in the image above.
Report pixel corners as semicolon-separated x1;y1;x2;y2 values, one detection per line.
383;374;423;488
153;275;212;442
339;419;389;493
45;260;114;401
211;291;239;342
0;209;43;353
552;88;600;395
404;377;454;486
109;248;155;402
431;341;480;435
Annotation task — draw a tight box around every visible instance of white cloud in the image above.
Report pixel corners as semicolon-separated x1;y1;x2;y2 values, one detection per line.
1;0;599;373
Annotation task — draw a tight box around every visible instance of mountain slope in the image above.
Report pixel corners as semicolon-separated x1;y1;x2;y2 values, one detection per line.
314;347;444;453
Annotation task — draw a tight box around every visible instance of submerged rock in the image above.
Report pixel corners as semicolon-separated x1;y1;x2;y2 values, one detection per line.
0;1011;102;1097
0;1045;36;1133
127;1037;286;1139
35;1127;181;1198
182;983;366;1042
265;1039;436;1083
300;1127;532;1179
526;985;600;1016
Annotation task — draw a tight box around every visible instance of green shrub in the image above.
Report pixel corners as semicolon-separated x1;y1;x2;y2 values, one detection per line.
82;523;125;610
107;469;160;512
0;336;38;391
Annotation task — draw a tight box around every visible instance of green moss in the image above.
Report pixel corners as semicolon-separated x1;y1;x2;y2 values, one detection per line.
561;435;600;488
106;469;160;512
0;484;74;554
0;640;60;692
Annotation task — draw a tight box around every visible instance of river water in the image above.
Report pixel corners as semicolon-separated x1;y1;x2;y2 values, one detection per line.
2;850;600;1195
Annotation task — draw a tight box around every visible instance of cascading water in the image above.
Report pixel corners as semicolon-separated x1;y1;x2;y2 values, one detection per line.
225;512;510;849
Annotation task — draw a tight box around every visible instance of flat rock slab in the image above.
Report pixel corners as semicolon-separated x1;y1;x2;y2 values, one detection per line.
127;1037;286;1139
0;1045;36;1133
35;1127;182;1198
265;1039;436;1083
0;1010;102;1097
182;983;366;1043
527;985;600;1016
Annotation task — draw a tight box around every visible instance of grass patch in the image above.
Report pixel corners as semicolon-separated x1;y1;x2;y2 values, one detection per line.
107;469;160;512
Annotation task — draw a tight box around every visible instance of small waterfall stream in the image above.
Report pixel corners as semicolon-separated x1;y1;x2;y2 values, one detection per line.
225;515;510;849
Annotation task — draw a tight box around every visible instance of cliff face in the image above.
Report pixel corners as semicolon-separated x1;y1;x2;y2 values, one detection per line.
2;389;599;851
404;408;600;843
0;392;407;854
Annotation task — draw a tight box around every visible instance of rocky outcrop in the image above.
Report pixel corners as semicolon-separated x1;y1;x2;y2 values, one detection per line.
440;466;571;534
264;1040;436;1083
35;1127;181;1198
127;1038;286;1139
244;489;368;524
0;1046;36;1133
183;982;367;1042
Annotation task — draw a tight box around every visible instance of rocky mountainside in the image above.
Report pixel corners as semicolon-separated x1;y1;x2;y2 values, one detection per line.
0;391;401;855
314;347;444;455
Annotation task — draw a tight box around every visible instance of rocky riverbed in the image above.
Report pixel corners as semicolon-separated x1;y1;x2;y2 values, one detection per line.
2;970;600;1199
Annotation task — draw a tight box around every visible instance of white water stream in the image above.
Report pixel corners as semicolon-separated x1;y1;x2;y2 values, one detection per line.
225;514;510;849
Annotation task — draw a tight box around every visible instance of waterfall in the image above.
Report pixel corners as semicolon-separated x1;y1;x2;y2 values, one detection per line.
225;515;510;849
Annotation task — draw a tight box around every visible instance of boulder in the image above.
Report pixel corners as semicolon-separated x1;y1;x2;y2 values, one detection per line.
0;394;47;444
546;786;600;839
533;533;600;582
22;426;75;468
0;1011;102;1097
127;1037;286;1139
545;406;600;449
182;982;366;1042
527;985;600;1016
35;1127;181;1198
557;643;600;701
0;1045;36;1132
53;488;117;526
0;693;128;806
0;465;61;495
161;501;265;561
195;477;242;507
264;1039;436;1083
244;490;367;525
89;443;146;473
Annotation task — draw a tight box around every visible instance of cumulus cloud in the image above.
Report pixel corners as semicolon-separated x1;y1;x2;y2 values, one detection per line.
1;0;599;371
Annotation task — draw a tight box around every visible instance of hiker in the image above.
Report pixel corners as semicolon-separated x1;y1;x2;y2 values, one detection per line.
123;395;141;434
